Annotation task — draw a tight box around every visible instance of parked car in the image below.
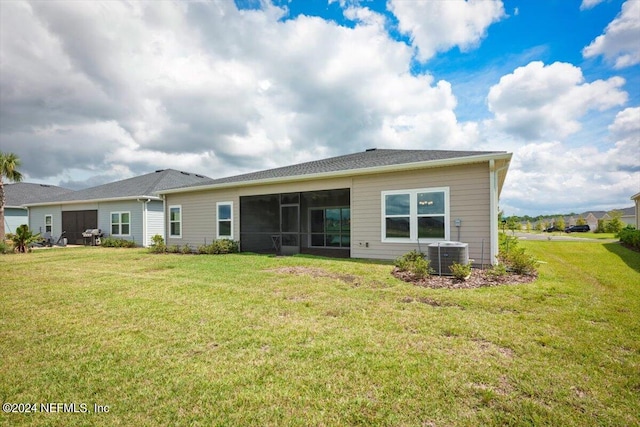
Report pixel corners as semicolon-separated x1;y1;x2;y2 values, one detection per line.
565;224;590;233
544;226;560;232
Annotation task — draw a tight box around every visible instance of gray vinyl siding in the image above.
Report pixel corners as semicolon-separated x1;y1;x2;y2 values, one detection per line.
28;200;153;246
4;208;29;235
98;201;144;245
350;163;491;263
145;201;164;246
28;206;63;240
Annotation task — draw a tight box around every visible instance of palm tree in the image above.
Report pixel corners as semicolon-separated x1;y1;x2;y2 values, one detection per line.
1;152;24;242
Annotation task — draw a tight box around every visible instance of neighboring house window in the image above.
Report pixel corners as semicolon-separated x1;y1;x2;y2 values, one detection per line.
169;205;181;238
382;187;449;242
45;215;52;234
217;202;233;239
309;207;350;248
111;212;131;236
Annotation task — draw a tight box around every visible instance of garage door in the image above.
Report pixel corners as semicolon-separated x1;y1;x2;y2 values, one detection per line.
62;210;98;245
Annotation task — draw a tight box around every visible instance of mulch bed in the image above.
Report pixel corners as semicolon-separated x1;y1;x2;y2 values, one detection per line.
391;267;537;289
268;266;537;290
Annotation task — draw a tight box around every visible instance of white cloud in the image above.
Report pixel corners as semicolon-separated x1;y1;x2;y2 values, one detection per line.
580;0;606;10
486;61;627;140
388;0;505;62
583;0;640;68
1;0;476;183
500;106;640;215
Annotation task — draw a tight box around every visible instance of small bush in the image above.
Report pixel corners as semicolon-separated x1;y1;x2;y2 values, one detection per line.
449;262;472;280
101;237;137;248
197;239;239;255
395;250;433;279
497;233;538;276
499;247;537;275
167;245;180;253
149;234;166;254
485;263;507;279
0;241;11;254
181;244;192;255
617;225;640;250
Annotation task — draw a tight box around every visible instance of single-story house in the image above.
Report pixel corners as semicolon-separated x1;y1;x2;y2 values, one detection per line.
3;182;74;235
24;169;209;246
619;206;636;227
159;149;512;265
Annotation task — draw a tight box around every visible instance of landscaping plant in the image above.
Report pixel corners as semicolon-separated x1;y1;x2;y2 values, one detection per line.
394;250;433;279
6;224;41;253
449;261;472;280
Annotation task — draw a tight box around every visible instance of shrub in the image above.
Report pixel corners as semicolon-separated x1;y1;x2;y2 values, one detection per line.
395;250;433;279
181;244;193;255
0;240;12;254
149;234;166;254
617;225;640;250
498;233;538;276
6;224;41;253
167;245;180;253
485;263;507;279
499;247;537;275
197;239;239;255
101;237;137;248
449;262;472;280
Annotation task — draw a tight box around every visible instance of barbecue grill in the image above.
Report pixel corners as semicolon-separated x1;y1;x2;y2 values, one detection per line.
82;229;103;246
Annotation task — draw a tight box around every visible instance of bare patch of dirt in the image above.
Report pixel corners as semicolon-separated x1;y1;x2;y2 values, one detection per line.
266;266;362;285
392;267;537;289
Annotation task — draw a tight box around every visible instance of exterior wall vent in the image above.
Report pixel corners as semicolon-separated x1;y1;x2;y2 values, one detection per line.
427;241;469;276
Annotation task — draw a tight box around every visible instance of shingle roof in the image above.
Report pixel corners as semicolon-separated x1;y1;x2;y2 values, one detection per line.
4;182;74;207
24;169;210;205
175;148;507;189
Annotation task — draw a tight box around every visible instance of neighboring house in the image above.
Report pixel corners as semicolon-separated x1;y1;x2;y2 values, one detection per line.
633;193;640;229
3;183;74;235
159;149;512;265
24;169;209;246
619;206;636;227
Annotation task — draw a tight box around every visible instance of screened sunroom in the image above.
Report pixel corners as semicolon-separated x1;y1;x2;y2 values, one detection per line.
239;188;350;257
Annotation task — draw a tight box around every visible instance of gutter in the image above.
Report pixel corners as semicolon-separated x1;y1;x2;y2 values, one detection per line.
24;195;161;208
158;152;513;195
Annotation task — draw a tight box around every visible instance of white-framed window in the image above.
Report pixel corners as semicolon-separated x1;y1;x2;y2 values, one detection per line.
110;212;131;236
381;187;449;242
44;215;52;234
169;205;182;238
216;202;233;239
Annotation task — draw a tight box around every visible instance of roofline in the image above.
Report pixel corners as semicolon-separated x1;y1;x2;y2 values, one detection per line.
159;152;513;195
6;206;28;210
632;192;640;201
23;195;161;207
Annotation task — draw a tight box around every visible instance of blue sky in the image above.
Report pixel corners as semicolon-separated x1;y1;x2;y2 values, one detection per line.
1;0;638;215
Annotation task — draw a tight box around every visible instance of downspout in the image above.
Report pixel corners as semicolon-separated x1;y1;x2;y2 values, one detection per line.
137;198;151;247
162;194;167;242
490;160;510;265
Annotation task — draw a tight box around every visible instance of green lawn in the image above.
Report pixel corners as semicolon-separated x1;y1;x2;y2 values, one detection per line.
1;242;639;426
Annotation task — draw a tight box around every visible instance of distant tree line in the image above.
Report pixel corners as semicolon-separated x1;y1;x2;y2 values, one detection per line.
499;210;628;233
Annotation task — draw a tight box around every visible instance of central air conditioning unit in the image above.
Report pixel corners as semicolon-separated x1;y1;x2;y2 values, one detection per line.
427;241;469;276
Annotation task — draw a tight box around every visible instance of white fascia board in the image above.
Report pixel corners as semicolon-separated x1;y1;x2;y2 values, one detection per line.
159;152;513;195
23;195;162;207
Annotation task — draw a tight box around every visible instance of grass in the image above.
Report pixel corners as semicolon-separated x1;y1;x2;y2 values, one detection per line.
1;242;639;426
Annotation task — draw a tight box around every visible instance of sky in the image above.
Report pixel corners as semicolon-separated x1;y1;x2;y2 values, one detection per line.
0;0;638;216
